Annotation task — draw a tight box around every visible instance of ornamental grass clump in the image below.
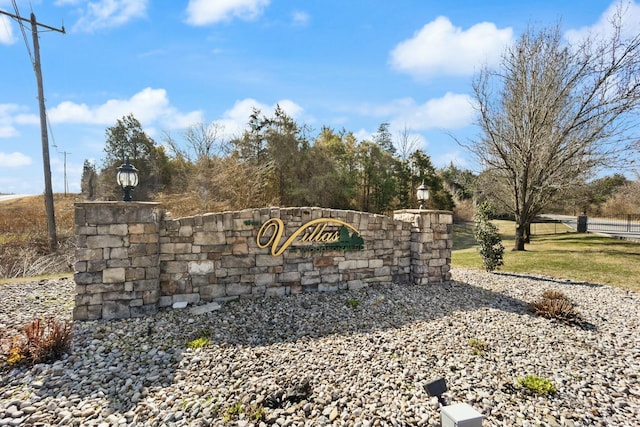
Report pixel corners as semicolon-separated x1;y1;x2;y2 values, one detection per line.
4;317;72;366
529;290;583;325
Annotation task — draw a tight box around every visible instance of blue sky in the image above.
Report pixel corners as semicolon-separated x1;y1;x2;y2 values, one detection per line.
1;0;638;195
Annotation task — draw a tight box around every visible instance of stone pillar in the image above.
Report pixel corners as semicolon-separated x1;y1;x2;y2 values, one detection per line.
74;202;162;320
393;209;453;285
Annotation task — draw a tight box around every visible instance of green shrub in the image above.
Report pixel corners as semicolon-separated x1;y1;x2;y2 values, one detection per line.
222;402;243;423
247;404;267;421
346;298;360;308
187;329;211;350
473;202;504;272
517;375;557;396
221;402;266;423
468;338;490;356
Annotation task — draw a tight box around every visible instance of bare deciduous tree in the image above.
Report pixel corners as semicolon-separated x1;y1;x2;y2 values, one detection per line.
395;125;421;162
162;122;229;210
165;122;226;164
469;9;640;250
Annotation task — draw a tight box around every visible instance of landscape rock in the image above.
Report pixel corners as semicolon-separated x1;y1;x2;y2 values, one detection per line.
0;269;638;426
172;301;188;309
188;301;221;316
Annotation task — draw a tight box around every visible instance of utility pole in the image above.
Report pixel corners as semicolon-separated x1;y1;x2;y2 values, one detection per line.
0;9;65;251
61;151;71;196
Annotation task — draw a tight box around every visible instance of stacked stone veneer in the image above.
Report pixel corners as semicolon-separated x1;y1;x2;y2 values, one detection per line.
74;202;162;321
74;203;452;321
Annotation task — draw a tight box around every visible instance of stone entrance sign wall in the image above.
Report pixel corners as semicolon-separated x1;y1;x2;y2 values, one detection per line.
73;203;453;321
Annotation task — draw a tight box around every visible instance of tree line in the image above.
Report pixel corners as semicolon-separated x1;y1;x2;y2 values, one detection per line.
80;108;471;215
79;104;638;226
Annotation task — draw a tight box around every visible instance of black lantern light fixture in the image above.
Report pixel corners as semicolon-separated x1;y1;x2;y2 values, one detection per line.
116;157;139;202
416;180;430;210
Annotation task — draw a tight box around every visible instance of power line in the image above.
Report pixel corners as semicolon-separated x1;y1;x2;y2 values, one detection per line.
4;6;70;195
9;2;67;167
0;11;13;43
10;0;33;64
0;7;65;252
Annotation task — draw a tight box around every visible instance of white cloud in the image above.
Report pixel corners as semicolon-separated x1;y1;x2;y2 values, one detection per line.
71;0;148;32
0;104;30;137
390;16;513;79
433;150;468;168
0;152;32;167
0;104;18;118
565;1;640;45
47;87;204;130
274;100;304;118
291;11;310;27
352;127;429;152
0;125;18;138
216;98;304;139
0;15;15;45
353;128;374;143
392;93;476;130
354;93;476;131
13;113;39;126
185;0;270;26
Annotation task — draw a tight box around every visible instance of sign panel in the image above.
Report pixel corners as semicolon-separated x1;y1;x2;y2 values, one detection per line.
256;218;364;256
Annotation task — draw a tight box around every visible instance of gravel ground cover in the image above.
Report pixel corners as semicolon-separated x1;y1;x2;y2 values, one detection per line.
0;268;639;426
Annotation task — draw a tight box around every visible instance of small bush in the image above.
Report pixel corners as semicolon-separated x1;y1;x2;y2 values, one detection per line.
188;337;210;350
473;202;504;272
221;402;266;423
516;375;557;396
468;338;490;356
5;318;72;366
530;290;582;325
346;298;360;308
247;404;267;421
187;329;211;350
222;402;244;423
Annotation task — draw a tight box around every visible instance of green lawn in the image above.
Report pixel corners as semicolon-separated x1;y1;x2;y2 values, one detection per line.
452;220;640;293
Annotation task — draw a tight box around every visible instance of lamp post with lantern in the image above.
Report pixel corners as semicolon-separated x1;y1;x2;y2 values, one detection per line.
117;157;139;202
417;181;430;210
